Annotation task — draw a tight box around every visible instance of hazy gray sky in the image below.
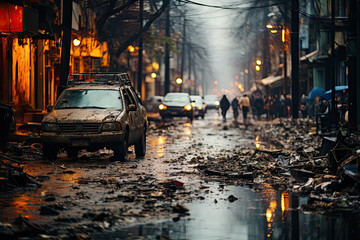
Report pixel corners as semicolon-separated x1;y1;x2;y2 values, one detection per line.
186;0;244;93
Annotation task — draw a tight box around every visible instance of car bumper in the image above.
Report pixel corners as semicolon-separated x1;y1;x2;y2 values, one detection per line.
159;109;192;118
41;131;125;148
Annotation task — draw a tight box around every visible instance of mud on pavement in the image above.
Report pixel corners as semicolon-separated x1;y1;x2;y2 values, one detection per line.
1;116;360;239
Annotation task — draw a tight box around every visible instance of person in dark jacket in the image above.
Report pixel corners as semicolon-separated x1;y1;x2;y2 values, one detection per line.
220;95;230;122
231;97;240;122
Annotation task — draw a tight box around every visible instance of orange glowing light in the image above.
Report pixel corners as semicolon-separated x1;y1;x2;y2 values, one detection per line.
214;80;218;85
244;69;249;74
127;45;135;52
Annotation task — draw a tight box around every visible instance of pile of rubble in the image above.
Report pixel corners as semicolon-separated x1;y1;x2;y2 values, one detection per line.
191;119;360;210
0;144;42;191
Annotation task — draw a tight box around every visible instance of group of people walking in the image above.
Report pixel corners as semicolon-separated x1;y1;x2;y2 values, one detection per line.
219;93;294;124
219;94;250;125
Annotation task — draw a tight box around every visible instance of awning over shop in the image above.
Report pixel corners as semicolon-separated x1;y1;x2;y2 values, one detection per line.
260;75;283;86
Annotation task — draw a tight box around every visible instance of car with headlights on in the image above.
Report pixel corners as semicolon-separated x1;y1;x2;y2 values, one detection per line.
204;94;220;110
41;73;147;162
190;95;206;119
159;92;194;122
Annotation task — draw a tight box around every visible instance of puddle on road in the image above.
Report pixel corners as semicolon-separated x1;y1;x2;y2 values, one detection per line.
94;182;360;240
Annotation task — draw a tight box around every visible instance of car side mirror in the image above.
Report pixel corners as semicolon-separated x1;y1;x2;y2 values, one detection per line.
46;105;54;112
128;104;136;111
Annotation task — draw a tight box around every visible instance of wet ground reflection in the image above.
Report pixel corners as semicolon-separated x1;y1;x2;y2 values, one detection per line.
95;183;360;240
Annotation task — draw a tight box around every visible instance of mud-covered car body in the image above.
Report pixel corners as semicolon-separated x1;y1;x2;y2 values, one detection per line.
41;73;147;161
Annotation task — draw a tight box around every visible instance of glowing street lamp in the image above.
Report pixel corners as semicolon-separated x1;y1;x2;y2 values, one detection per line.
255;65;261;71
127;45;135;53
73;38;81;46
175;77;183;84
256;59;262;65
151;72;157;78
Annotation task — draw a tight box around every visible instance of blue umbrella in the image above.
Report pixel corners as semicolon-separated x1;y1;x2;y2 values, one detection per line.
308;87;325;101
323;85;348;100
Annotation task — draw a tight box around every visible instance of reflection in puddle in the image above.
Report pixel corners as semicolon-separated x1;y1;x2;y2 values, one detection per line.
99;183;360;240
150;136;167;158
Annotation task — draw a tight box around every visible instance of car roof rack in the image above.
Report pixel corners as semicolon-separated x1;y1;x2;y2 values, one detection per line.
67;72;131;87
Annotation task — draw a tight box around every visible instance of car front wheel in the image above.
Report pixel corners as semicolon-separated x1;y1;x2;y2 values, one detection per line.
43;144;58;161
113;135;128;162
135;128;146;158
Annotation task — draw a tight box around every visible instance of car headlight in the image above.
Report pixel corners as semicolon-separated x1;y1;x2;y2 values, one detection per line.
198;106;203;110
102;122;121;131
215;101;220;106
184;105;192;111
41;123;58;132
159;104;167;110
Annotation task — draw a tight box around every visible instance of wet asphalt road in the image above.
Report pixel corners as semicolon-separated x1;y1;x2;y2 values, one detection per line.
1;111;360;239
0;110;255;238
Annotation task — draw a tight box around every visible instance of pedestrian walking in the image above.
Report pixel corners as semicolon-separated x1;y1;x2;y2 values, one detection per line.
231;97;240;122
220;95;230;122
240;94;250;125
300;94;308;118
254;93;264;120
285;94;292;118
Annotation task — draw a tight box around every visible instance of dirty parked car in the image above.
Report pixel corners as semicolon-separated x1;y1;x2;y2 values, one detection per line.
190;95;206;119
159;92;194;122
41;73;147;161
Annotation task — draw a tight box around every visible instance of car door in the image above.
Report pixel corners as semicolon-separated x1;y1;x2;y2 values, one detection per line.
127;87;145;140
121;88;138;144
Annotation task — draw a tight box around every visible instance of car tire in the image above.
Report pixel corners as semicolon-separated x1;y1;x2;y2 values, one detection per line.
113;135;128;162
66;148;78;159
43;144;58;161
135;128;146;158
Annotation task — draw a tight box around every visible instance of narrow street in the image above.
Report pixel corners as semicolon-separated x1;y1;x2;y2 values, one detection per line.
1;111;359;239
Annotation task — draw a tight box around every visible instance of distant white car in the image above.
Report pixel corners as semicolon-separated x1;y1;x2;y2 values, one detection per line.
204;94;220;110
190;95;206;119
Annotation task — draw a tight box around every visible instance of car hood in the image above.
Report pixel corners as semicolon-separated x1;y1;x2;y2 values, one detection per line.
43;109;122;123
163;102;189;107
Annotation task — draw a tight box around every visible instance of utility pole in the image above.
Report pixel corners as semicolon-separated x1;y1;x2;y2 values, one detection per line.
283;4;288;95
329;0;337;130
164;4;170;94
137;0;143;97
180;16;186;93
348;0;357;131
262;0;270;78
290;0;299;119
59;0;72;96
193;54;197;95
357;0;360;130
188;44;192;94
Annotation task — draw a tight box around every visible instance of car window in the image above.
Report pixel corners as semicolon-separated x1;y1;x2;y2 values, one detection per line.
164;94;189;103
55;89;123;110
123;88;137;109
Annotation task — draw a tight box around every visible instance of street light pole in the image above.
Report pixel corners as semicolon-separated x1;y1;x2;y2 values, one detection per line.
164;4;170;95
137;0;143;97
290;0;299;119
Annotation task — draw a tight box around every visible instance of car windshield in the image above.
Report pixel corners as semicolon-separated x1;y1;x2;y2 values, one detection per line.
163;94;189;103
55;89;123;110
